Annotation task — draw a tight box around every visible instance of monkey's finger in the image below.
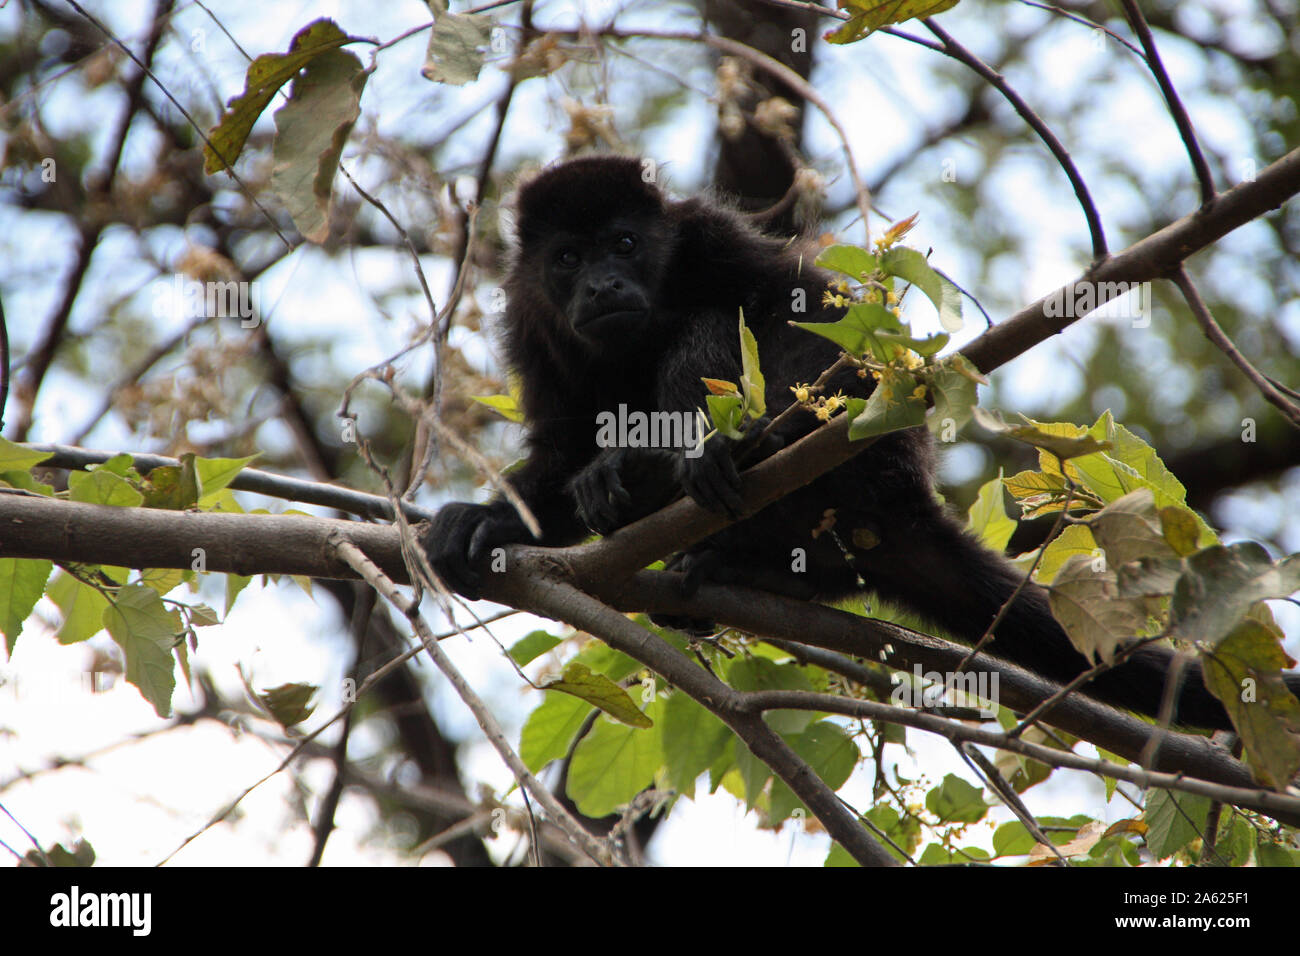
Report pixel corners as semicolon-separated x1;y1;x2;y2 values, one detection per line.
701;457;745;517
426;543;481;599
685;464;740;517
750;429;785;461
466;521;512;585
604;466;632;507
681;549;725;596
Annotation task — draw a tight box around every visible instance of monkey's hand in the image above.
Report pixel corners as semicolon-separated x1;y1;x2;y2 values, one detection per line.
568;447;637;535
421;502;531;600
648;547;730;635
677;419;783;518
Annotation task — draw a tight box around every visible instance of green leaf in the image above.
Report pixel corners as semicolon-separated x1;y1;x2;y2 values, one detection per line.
768;721;860;824
573;640;643;684
1170;543;1300;647
1144;789;1210;859
1035;524;1099;583
190;604;221;626
993;821;1036;857
825;842;859;867
1048;553;1148;662
471;393;524;423
814;244;878;279
926;354;979;436
140;567;187;595
518;691;593;772
508;629;562;666
96;453;137;477
793;301;901;360
254;682;318;728
421;10;493;85
706;393;746;440
1257;842;1300;866
925;773;987;824
878;329;949;357
726;657;815;736
1201;617;1300;787
965;476;1015;553
973;408;1110;462
880;247;963;332
0;469;55;495
1086;412;1194;511
271;47;370;243
826;0;961;43
0;558;53;655
732;739;771;810
48;570;111;645
1159;505;1202;556
864;803;922;861
195;454;259;502
224;573;253;617
104;583;180;718
540;662;652;728
1086;489;1176;568
140;455;201;510
566;697;665;818
0;436;53;471
738;312;766;418
660;691;732;798
68;468;144;507
204;19;356;173
847;369;926;439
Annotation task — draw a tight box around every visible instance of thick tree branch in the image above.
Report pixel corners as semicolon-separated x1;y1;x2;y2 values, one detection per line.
487;559;898;866
961;144;1300;375
4;490;1289;827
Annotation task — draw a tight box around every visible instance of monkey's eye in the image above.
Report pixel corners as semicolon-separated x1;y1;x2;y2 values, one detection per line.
612;234;638;255
555;249;580;269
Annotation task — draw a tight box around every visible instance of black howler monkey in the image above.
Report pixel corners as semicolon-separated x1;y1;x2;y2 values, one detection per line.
425;154;1286;731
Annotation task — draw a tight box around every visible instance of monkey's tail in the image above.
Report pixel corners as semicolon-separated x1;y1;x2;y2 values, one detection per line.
858;510;1273;731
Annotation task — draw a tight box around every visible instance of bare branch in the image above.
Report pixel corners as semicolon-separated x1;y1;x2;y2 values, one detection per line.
916;18;1108;259
739;689;1300;822
1119;0;1217;205
332;535;617;866
962;145;1300;375
1171;266;1300;428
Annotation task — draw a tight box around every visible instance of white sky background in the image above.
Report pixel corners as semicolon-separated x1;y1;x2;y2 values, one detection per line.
1;0;1298;867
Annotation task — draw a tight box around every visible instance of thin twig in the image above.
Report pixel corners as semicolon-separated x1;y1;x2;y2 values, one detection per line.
333;536;616;866
1017;1;1146;59
64;0;292;250
1171;266;1300;428
915;18;1108;260
151;607;517;865
741;689;1300;818
1119;0;1216;205
958;743;1067;865
954;480;1076;677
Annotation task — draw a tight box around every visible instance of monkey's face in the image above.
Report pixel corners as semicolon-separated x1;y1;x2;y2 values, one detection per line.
535;216;670;351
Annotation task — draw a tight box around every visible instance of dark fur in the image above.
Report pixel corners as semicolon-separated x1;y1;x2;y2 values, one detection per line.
425;155;1269;730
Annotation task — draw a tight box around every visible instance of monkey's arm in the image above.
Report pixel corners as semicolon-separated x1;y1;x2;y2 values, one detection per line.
655;314;782;517
423;441;589;599
567;446;681;535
